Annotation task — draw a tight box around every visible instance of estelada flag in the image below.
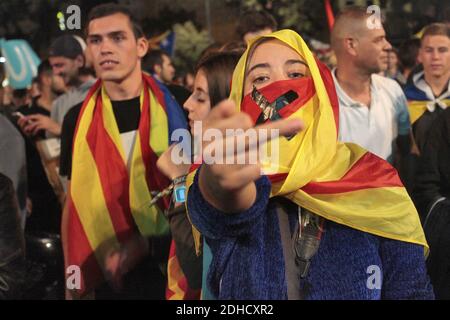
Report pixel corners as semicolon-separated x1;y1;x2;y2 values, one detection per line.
186;29;428;255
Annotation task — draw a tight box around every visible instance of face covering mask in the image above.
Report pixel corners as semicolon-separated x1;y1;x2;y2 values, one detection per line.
241;77;315;125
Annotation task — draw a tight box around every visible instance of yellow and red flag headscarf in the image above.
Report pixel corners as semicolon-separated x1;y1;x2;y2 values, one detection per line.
187;29;428;255
68;74;172;297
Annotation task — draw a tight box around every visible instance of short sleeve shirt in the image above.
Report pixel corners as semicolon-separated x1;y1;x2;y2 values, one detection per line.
333;70;411;163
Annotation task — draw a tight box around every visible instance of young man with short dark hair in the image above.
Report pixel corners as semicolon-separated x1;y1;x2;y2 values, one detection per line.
60;3;186;299
144;49;175;84
143;49;191;113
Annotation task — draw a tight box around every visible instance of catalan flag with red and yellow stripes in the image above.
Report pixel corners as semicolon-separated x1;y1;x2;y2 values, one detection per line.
68;74;173;297
187;29;428;255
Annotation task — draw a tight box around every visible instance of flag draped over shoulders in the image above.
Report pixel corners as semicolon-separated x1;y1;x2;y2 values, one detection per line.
68;74;172;297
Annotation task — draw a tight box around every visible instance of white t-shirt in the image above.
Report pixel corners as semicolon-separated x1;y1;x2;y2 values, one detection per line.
332;70;411;163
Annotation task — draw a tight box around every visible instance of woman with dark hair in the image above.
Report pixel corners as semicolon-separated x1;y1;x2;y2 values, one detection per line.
156;50;241;300
184;51;242;129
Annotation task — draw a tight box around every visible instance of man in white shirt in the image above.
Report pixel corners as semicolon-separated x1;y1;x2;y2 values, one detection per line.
330;6;411;164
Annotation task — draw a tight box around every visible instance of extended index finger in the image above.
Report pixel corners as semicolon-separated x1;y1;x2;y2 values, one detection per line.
217;117;304;159
255;117;304;143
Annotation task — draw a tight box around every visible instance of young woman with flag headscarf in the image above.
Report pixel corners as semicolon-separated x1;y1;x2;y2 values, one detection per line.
185;29;434;300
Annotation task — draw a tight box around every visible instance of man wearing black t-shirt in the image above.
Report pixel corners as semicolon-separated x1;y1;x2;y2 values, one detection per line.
60;3;185;299
16;60;64;235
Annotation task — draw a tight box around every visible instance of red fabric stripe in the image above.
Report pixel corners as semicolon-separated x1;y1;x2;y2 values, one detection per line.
68;199;104;297
267;172;288;183
86;94;136;243
189;163;201;173
325;0;335;30
166;287;175;299
139;77;171;209
316;58;339;134
301;152;403;194
71;79;102;156
165;241;179;300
